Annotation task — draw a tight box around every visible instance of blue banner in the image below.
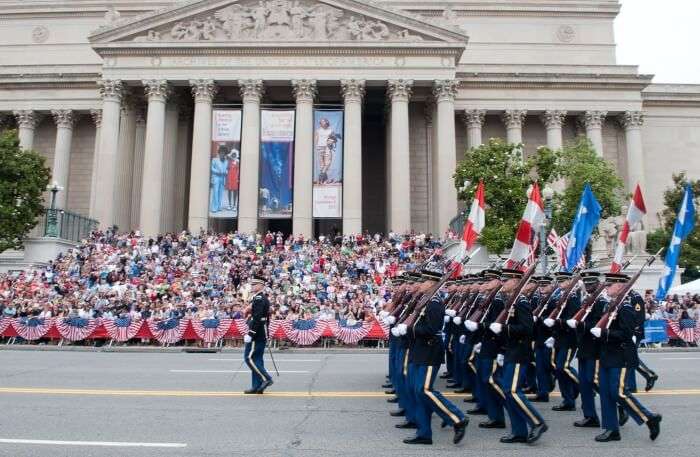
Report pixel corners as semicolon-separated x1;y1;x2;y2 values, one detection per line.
259;110;295;218
642;320;668;344
565;184;602;271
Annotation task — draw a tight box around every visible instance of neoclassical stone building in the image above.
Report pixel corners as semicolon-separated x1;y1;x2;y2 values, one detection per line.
1;0;699;238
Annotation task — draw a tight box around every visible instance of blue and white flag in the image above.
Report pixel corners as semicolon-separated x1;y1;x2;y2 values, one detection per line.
565;184;602;271
656;185;696;300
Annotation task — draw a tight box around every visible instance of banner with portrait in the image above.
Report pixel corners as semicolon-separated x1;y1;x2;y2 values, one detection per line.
312;109;344;218
259;109;295;218
209;109;242;219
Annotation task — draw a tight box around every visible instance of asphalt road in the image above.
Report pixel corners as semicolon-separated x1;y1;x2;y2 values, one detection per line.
0;350;699;457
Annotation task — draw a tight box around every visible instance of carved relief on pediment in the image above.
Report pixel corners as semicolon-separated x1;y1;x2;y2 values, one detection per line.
132;0;428;42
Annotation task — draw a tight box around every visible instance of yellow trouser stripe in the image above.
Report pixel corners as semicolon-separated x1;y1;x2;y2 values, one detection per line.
594;360;600;386
247;341;265;380
468;350;476;373
564;349;579;384
489;360;506;399
424;366;460;425
619;367;648;423
403;350;409;377
511;363;540;425
550;347;556;370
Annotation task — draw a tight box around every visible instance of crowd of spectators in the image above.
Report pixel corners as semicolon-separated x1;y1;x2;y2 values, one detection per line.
0;230;443;325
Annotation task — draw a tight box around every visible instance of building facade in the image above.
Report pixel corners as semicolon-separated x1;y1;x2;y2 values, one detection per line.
1;0;699;238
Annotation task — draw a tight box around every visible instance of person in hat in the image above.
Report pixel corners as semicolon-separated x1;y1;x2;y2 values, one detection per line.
591;273;662;442
531;275;556;403
243;274;273;394
624;288;659;393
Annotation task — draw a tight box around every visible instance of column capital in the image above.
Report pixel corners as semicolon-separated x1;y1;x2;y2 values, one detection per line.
583;110;607;129
541;110;567;128
620;111;644;129
190;79;217;103
51;109;76;130
291;79;317;103
90;109;103;128
463;109;486;128
387;79;413;102
238;79;265;102
340;79;365;103
502;109;527;128
432;79;458;103
98;79;123;102
13;110;40;129
143;79;171;103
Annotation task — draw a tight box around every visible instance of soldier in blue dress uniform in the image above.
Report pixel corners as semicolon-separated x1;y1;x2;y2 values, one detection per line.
624;290;659;392
243;275;274;394
531;275;556;403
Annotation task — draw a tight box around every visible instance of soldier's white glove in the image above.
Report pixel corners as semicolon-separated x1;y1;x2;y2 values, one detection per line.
379;311;389;319
474;343;482;353
533;315;538;322
397;323;408;335
632;335;637;344
545;337;555;349
590;327;602;338
453;316;462;325
386;315;396;325
645;313;651;320
496;354;504;367
243;334;252;344
544;318;555;328
444;315;451;323
566;319;577;329
465;320;478;332
446;309;457;317
391;327;401;337
489;323;503;335
459;335;466;344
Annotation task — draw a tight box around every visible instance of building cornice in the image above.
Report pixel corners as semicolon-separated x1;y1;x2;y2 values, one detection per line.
642;84;700;108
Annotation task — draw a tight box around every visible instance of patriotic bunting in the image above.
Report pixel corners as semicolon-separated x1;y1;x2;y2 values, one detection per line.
281;319;328;346
191;318;233;344
102;317;144;342
328;319;373;345
0;317;11;335
667;319;700;345
147;318;190;344
234;318;250;336
12;317;54;341
56;317;101;341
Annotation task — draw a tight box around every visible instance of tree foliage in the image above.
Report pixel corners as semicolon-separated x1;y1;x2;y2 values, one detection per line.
646;173;700;282
0;130;51;252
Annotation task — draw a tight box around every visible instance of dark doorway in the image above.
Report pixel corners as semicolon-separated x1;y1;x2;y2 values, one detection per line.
262;219;292;236
314;219;342;238
362;86;387;235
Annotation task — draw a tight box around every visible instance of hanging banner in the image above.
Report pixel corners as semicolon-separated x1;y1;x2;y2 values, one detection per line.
312;110;344;218
209;109;242;218
259;109;295;218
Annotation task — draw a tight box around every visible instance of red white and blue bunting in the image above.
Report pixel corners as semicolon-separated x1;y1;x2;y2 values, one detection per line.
147;318;190;345
0;317;11;335
191;318;232;344
56;317;101;341
328;319;373;345
102;317;144;342
667;319;700;344
281;319;328;346
12;317;54;341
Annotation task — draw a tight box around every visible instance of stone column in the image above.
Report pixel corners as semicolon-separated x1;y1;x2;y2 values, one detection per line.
187;79;217;233
139;79;170;237
161;97;180;233
386;79;413;234
291;79;317;238
13;110;39;150
96;79;123;228
238;79;264;235
584;111;607;157
130;109;146;229
50;110;76;209
174;106;191;232
620;111;645;191
502;110;527;145
433;80;459;235
114;99;136;231
341;79;365;235
425;101;436;233
463;109;486;150
88;109;102;219
541;110;567;150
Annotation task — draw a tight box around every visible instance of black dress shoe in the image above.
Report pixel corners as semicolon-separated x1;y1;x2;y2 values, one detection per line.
256;379;274;393
467;407;487;415
531;395;549;403
395;421;418;429
464;396;476;403
453;419;468;444
552;403;576;412
403;437;432;445
527;422;548;443
647;413;662;441
243;388;260;394
595;430;621;442
390;409;406;417
382;383;393;389
439;373;451;379
454;387;471;394
446;382;459;389
500;434;527;443
479;420;506;429
618;406;629;426
387;397;399;403
645;375;659;392
574;417;600;428
385;389;396;395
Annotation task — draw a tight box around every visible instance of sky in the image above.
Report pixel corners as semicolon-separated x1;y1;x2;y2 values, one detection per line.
615;0;700;84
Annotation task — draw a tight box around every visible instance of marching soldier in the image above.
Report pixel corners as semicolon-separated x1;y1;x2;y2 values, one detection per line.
531;275;556;403
625;290;659;392
243;275;274;395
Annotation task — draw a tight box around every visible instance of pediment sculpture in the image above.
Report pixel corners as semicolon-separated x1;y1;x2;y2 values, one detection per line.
132;0;427;42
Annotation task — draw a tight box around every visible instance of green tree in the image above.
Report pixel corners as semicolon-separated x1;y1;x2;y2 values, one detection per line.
0;130;51;252
647;173;700;282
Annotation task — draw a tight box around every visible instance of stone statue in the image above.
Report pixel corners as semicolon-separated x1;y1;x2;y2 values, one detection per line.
598;213;623;258
627;216;648;254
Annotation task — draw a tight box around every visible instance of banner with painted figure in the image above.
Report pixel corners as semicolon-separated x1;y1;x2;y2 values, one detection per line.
259;110;295;218
313;110;344;218
209;109;242;218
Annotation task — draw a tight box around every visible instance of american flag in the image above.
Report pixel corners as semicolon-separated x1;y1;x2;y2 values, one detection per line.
328;319;372;345
281;319;328;346
191;318;232;344
56;317;100;342
547;229;585;270
0;317;11;335
147;318;190;345
102;317;143;342
12;317;54;341
668;319;700;344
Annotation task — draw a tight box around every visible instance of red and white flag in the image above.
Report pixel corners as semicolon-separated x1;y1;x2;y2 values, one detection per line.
463;180;486;250
610;184;647;273
506;182;545;270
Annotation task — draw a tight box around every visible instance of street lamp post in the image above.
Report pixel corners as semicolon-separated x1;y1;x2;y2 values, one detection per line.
540;186;554;274
46;181;63;237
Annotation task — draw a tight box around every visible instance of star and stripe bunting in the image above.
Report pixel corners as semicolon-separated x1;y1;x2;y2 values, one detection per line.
0;317;11;335
12;317;54;341
102;317;143;342
233;318;250;336
190;318;233;344
56;317;101;342
667;319;700;345
147;318;190;345
328;319;373;345
611;184;647;273
281;319;328;346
